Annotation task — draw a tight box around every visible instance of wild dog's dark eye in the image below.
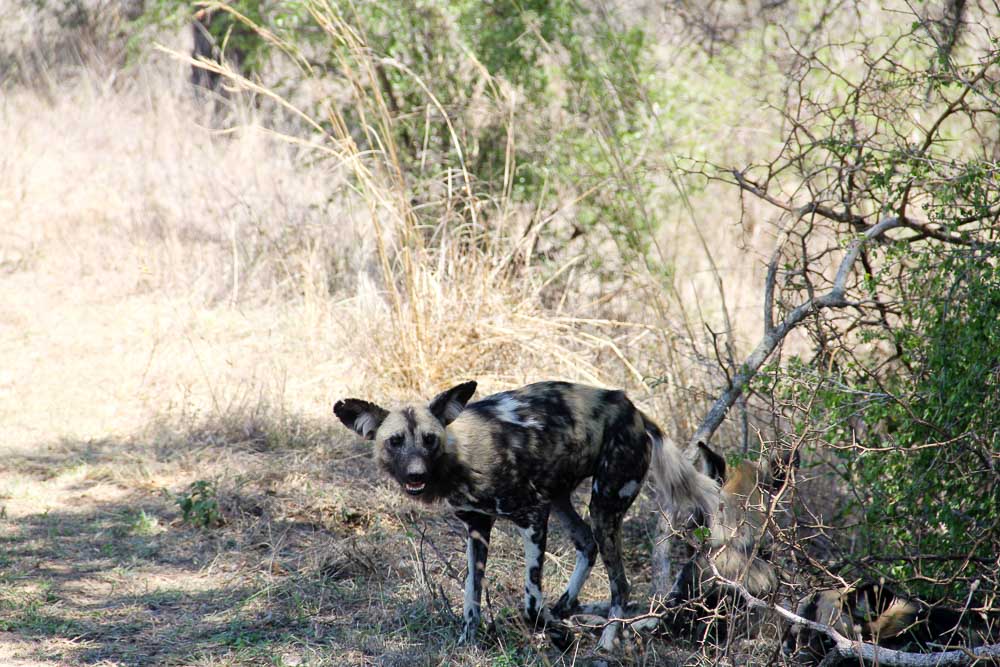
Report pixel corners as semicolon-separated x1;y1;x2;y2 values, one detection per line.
387;434;404;449
422;433;438;450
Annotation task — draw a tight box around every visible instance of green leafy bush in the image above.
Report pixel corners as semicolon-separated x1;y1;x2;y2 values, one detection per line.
130;0;664;266
854;251;1000;592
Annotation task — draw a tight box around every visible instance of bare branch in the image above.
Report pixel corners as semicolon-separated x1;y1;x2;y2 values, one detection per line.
688;216;902;447
730;169;868;230
709;565;1000;667
729;171;996;247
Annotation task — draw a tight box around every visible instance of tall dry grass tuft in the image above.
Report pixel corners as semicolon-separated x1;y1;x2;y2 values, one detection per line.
183;0;684;403
0;0;776;458
343;248;621;395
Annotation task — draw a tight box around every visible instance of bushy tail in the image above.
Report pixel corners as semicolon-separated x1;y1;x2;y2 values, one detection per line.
642;415;719;525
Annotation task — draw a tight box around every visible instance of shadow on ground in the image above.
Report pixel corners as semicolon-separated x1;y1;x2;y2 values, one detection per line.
0;412;689;666
0;414;487;666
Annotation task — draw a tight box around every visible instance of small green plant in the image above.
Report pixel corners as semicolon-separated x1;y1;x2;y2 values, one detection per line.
176;480;224;528
130;509;161;536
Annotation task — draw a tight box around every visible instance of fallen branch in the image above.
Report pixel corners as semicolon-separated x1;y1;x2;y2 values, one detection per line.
709;565;1000;667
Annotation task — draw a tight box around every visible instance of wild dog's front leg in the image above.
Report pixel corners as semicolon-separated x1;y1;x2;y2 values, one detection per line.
517;508;550;627
456;511;494;645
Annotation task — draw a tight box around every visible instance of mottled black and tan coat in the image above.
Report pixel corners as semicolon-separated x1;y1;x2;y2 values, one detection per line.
785;582;995;663
334;380;718;650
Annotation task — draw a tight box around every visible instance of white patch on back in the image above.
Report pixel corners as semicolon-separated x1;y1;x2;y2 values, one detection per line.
618;479;641;498
491;395;542;429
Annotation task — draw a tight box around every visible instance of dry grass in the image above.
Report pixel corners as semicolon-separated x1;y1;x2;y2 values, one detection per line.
0;0;905;664
0;58;680;667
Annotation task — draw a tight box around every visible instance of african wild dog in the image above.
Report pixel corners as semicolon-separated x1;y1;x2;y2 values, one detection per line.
785;582;995;664
665;442;798;615
334;381;718;650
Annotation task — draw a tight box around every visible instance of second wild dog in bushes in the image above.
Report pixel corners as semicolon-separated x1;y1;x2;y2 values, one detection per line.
666;442;799;609
785;581;995;663
334;380;718;650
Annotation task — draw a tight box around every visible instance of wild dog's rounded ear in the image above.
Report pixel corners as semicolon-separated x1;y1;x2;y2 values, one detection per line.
695;440;727;483
428;380;477;426
334;399;388;440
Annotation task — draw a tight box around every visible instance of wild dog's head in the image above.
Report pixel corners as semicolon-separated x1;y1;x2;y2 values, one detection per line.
783;583;915;662
334;381;477;502
784;581;983;662
694;442;799;498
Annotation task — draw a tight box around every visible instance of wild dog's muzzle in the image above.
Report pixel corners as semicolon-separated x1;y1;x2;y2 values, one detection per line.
403;460;429;495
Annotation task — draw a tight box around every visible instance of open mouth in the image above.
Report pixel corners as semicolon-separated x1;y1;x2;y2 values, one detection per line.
404;482;426;495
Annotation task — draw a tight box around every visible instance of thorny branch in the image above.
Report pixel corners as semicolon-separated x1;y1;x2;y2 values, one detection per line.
688;216;901;447
709;564;1000;667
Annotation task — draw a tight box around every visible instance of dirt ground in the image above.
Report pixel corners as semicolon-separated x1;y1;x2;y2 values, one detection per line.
0;227;688;666
0;9;785;664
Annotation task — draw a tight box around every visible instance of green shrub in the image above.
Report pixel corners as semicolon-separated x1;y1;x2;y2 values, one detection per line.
854;251;1000;592
131;0;665;267
176;480;224;529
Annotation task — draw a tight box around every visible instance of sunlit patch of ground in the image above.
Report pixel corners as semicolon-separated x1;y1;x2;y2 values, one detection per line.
0;4;790;662
0;412;673;665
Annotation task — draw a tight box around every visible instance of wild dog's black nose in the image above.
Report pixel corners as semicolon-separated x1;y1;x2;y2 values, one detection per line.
405;459;427;481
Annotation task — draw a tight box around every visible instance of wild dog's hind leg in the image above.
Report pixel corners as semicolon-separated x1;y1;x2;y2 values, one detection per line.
591;417;650;652
551;494;598;618
591;503;635;651
457;510;495;645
